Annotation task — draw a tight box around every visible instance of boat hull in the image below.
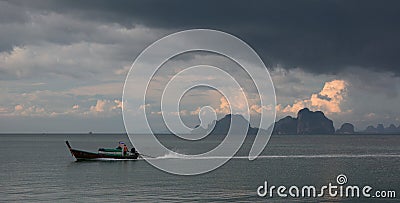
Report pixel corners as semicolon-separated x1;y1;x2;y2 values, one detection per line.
66;141;139;161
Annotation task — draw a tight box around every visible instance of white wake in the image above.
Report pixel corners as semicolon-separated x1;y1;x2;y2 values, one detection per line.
145;153;400;160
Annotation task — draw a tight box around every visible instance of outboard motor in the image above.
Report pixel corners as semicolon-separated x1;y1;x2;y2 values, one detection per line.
130;147;139;157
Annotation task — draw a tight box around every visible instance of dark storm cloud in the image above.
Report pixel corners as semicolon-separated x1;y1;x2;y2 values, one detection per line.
0;1;29;23
3;0;400;75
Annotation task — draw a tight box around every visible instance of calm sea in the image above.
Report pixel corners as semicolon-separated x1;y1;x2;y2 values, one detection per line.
0;134;399;202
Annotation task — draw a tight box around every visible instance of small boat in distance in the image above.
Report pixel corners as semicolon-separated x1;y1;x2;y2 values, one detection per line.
66;141;139;161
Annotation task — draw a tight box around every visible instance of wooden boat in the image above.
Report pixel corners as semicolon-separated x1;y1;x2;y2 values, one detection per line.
66;141;140;161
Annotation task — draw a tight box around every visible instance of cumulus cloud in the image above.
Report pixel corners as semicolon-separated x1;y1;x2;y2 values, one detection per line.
0;107;9;113
365;112;376;119
0;97;123;118
250;104;273;114
89;99;122;113
138;104;151;110
216;97;230;115
11;104;46;117
280;80;348;115
188;96;273;117
114;100;123;110
14;104;24;111
90;100;107;112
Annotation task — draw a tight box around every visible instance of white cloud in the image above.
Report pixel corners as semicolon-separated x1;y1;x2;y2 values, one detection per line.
216;97;230;114
139;104;151;110
250;104;273;114
366;112;376;118
14;104;24;111
90;100;107;112
114;65;131;76
89;99;122;114
280;79;348;115
0;106;10;113
114;100;123;110
12;104;46;117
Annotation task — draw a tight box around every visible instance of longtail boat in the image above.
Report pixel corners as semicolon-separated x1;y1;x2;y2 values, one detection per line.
66;141;140;161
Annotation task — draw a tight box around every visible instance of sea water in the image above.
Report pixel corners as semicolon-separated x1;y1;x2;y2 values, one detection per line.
0;134;399;202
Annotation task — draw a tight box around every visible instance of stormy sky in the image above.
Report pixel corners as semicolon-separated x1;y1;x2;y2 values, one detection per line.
0;0;399;133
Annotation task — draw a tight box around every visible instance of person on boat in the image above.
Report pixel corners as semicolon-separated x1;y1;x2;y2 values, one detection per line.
116;141;123;149
123;144;128;156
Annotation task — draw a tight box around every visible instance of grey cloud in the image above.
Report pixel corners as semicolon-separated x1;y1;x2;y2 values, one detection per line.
340;68;400;98
4;0;400;75
0;1;30;24
0;16;162;54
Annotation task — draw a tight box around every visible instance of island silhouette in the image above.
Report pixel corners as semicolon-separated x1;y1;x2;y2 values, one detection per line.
192;108;400;135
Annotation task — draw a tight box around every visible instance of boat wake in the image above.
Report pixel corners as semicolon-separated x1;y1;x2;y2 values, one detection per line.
90;158;139;161
145;152;400;160
86;153;400;161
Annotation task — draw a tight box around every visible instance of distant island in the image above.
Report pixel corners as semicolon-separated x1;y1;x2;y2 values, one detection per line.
272;108;335;135
192;114;261;135
192;108;400;135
